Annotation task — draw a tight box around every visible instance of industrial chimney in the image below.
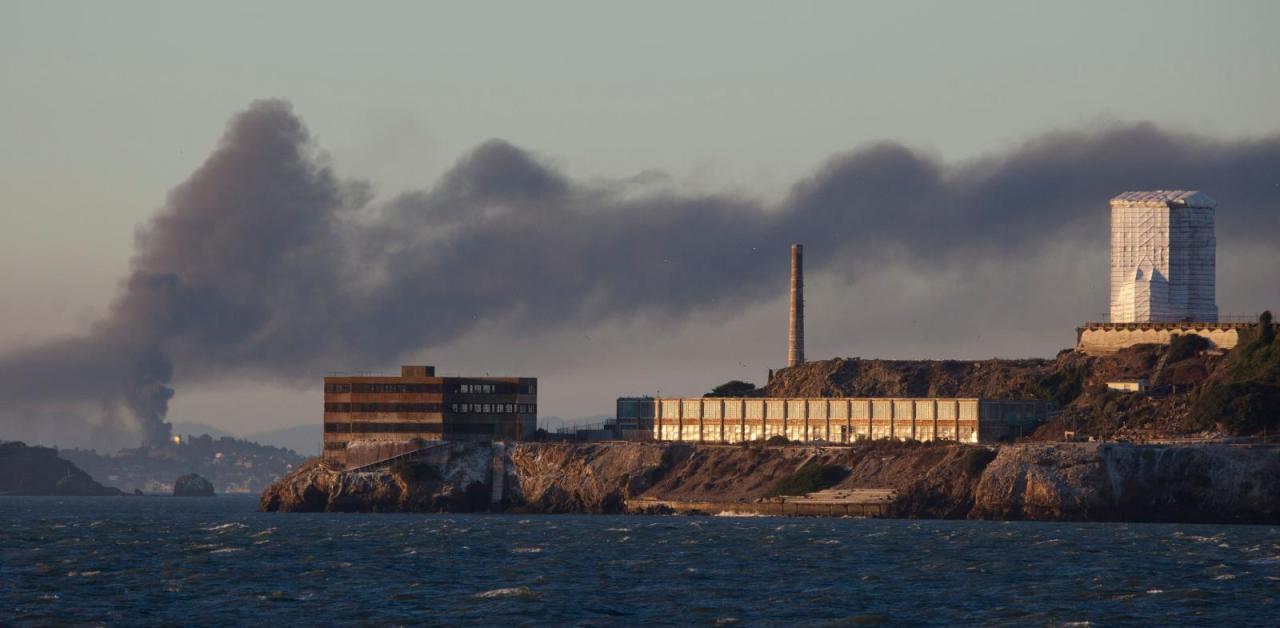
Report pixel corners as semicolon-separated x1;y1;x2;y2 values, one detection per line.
788;244;804;367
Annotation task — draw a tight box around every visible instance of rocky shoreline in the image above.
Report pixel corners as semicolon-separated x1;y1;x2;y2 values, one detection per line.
260;441;1280;524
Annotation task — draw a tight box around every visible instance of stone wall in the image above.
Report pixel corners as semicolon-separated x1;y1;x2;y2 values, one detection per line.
1075;322;1252;355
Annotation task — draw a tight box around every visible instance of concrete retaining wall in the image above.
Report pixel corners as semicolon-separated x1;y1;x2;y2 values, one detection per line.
1074;322;1275;355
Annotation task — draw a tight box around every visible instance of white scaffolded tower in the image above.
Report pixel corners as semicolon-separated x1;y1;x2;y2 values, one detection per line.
1109;190;1217;323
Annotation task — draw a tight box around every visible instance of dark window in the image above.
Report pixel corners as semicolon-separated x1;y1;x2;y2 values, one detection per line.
347;422;443;434
342;403;442;413
444;423;495;435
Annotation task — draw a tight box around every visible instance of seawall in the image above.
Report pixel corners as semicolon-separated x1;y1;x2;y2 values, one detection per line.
260;441;1280;524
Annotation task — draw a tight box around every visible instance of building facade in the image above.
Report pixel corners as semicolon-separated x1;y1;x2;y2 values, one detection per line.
634;396;1053;444
323;365;536;468
1110;190;1217;323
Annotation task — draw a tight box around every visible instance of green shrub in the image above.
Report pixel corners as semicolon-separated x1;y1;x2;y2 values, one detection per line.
764;435;791;447
1227;311;1280;384
765;463;847;497
1167;333;1211;363
1190;381;1280;433
1034;363;1086;406
704;380;758;397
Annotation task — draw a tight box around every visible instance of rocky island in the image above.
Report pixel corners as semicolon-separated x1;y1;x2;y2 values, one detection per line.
261;440;1280;523
263;323;1280;523
173;473;215;497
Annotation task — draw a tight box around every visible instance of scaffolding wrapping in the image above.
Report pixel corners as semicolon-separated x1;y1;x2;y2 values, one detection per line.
1109;190;1217;323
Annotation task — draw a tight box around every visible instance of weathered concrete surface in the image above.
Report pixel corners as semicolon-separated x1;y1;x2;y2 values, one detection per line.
260;441;1280;523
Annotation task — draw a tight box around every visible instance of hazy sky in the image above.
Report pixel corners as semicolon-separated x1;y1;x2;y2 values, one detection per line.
2;1;1278;441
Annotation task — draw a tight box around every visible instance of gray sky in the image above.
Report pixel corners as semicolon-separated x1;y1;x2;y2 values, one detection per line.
2;1;1278;440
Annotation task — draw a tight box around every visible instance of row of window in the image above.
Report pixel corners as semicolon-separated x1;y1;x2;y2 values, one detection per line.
324;382;537;395
325;403;443;413
325;422;444;433
458;383;536;395
326;383;442;394
324;402;536;414
450;403;535;414
324;422;497;435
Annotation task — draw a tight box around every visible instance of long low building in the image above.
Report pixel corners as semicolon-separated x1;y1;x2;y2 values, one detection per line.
627;397;1053;444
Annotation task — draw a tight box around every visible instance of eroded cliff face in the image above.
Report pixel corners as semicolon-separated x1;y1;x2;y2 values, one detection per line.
259;442;493;513
972;443;1280;523
260;441;1280;523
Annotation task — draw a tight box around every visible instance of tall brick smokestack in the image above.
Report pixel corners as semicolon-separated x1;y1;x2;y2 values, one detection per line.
788;243;804;367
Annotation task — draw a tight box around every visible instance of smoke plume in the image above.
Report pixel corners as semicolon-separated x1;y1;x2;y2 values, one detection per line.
1;99;1277;448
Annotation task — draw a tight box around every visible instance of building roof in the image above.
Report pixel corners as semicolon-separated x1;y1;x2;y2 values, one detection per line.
1110;190;1216;208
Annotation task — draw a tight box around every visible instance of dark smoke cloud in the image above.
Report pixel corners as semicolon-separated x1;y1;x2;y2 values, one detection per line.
1;100;1277;448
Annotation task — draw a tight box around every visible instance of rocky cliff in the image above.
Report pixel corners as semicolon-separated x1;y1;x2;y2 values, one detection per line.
0;442;124;496
261;441;1280;523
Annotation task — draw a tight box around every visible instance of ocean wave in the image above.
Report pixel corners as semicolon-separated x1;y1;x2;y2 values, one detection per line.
473;586;539;600
204;522;247;532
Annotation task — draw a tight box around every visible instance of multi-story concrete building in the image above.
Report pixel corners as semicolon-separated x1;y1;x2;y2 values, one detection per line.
629;396;1052;444
323;365;536;468
1110;190;1217;323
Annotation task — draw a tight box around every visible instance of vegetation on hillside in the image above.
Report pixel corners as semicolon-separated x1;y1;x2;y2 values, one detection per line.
1167;333;1212;363
1188;311;1280;433
1033;362;1087;406
764;463;847;497
704;380;760;397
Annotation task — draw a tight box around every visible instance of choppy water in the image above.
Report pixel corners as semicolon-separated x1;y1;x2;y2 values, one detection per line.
2;496;1278;626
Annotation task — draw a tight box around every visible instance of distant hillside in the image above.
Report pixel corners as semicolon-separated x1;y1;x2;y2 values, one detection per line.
0;442;122;496
171;421;234;440
62;436;306;494
244;424;321;457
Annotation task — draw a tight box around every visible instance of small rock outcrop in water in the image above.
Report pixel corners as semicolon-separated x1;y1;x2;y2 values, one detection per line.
260;441;1280;523
173;473;215;497
0;441;123;496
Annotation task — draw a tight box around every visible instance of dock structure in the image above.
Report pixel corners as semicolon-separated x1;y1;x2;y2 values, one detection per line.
628;489;897;517
643;396;1053;444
